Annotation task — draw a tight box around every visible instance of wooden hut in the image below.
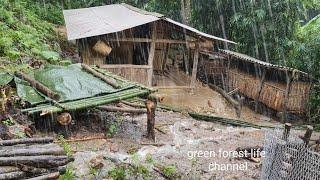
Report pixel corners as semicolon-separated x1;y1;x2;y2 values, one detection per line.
63;3;236;87
220;50;314;117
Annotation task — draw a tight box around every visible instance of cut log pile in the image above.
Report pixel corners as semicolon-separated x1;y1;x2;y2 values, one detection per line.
0;137;74;180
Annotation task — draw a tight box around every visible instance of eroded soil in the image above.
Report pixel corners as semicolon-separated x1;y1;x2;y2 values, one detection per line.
67;111;265;180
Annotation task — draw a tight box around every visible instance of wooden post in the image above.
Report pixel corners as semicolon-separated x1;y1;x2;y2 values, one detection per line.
162;44;170;73
226;55;231;92
283;70;293;122
145;97;157;142
303;125;313;146
190;39;200;88
147;23;157;87
255;67;266;112
282;123;292;141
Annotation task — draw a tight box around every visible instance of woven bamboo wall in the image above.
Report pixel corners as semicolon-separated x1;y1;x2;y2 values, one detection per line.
103;66;150;86
203;59;226;75
228;68;260;99
258;81;311;113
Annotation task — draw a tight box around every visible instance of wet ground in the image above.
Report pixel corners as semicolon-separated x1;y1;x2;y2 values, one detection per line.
67;111;265;180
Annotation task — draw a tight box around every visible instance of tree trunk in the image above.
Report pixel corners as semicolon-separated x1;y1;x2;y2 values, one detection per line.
0;171;26;180
0;137;54;146
0;166;19;174
0;147;65;157
0;155;73;168
146;99;157;142
180;0;191;25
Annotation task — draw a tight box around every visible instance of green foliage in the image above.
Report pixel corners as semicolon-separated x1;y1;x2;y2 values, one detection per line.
107;123;117;137
145;153;154;164
0;0;63;73
108;165;126;180
58;135;73;157
162;164;178;178
59;166;75;180
1;118;14;126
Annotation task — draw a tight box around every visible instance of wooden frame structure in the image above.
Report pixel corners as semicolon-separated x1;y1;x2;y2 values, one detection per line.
219;50;314;120
77;21;208;88
64;4;235;88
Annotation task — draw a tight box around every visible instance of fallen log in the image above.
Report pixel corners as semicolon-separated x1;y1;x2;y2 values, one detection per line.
15;72;60;101
17;164;49;176
0;166;20;174
0;171;26;180
25;172;60;180
0;143;60;151
208;83;241;117
0;147;65;157
0;155;74;168
81;64;119;89
98;105;147;114
0;137;54;146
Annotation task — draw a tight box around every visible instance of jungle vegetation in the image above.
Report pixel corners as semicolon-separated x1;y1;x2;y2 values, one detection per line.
0;0;319;122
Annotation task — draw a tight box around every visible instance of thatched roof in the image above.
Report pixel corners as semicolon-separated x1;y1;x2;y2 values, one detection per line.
63;3;236;44
220;49;314;81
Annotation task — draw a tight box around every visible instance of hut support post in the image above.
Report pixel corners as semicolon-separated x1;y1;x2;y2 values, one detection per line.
283;71;293;123
162;44;170;73
145;97;157;142
147;23;157;87
190;39;200;88
226;55;231;92
255;68;266;112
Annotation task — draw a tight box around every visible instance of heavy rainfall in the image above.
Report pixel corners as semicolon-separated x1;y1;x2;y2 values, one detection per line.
0;0;319;179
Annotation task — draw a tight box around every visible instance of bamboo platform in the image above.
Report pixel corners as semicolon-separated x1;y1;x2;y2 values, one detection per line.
20;65;154;115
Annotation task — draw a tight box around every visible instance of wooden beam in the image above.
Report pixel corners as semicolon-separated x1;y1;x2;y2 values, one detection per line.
209;83;241;117
106;38;194;44
99;64;152;69
147;23;157;87
190;40;200;88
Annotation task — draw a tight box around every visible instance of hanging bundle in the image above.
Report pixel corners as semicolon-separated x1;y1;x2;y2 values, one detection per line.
92;40;112;56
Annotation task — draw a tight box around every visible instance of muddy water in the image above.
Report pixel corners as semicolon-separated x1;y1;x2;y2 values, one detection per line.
156;84;279;127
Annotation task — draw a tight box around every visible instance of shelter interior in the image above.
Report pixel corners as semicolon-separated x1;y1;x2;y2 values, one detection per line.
77;20;219;88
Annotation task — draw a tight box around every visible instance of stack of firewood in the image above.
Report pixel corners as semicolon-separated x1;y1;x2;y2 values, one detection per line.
0;137;74;180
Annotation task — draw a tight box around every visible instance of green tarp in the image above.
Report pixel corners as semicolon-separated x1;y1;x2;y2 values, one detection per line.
15;64;136;105
0;72;13;86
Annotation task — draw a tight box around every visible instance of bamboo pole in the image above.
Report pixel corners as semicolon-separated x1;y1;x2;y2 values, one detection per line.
81;64;119;89
15;72;60;101
24;89;150;115
98;105;146;114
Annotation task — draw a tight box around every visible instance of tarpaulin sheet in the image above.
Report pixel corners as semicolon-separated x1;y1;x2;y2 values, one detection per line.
0;72;13;86
15;64;135;104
